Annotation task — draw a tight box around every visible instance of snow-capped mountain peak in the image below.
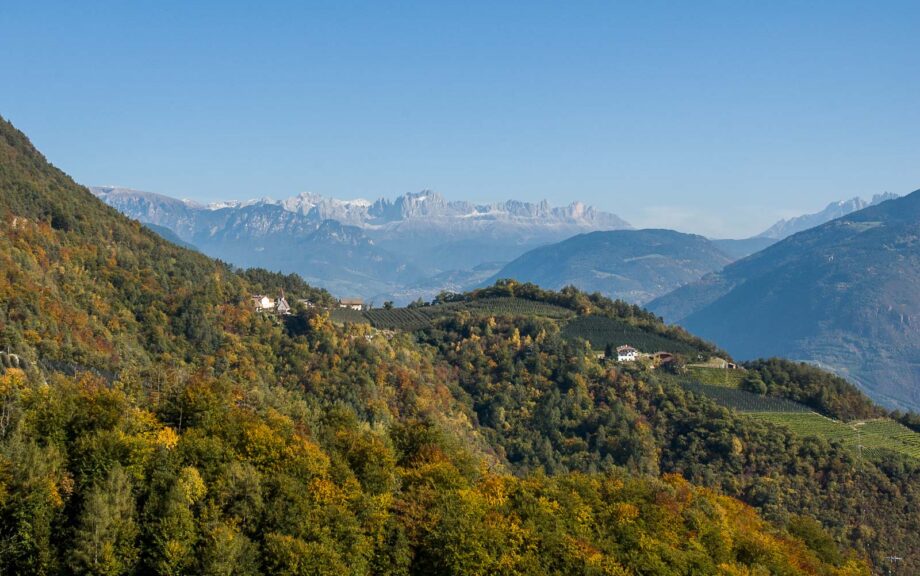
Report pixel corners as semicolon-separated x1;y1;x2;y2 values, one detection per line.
757;192;899;240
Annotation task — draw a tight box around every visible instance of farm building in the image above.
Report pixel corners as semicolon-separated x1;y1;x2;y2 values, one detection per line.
339;298;365;311
276;296;291;315
616;345;639;362
252;293;294;315
251;295;275;313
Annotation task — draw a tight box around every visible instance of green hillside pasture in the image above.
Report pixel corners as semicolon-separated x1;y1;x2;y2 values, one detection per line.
687;366;746;388
563;315;704;356
750;413;920;462
681;381;811;413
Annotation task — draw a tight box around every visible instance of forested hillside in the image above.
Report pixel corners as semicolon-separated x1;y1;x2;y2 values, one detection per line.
0;116;911;574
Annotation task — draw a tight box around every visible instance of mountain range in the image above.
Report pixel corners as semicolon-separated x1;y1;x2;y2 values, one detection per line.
649;191;920;410
97;185;900;306
93;186;631;302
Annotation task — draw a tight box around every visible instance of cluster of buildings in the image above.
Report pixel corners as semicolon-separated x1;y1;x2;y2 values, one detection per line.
251;293;292;315
250;293;366;315
613;345;739;371
612;345;676;367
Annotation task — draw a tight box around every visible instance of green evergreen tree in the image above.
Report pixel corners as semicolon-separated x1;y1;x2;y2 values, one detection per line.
71;466;139;576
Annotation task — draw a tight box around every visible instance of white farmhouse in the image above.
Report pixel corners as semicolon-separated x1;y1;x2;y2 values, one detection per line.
616;345;639;362
339;298;364;311
251;295;276;313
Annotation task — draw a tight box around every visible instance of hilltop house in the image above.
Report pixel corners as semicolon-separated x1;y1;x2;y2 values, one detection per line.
616;345;639;362
251;295;275;313
339;298;364;311
251;293;293;315
276;296;291;315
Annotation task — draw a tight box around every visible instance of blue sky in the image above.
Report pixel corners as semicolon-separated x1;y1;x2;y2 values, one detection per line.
1;1;918;237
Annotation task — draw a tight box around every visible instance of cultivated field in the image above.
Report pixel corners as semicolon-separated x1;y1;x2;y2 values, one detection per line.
750;413;920;461
562;315;706;356
687;366;747;388
330;297;573;329
681;379;920;462
681;381;811;413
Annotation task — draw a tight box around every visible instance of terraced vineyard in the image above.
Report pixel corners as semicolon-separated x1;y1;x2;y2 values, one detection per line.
452;297;574;319
363;308;434;330
682;381;811;413
681;380;920;462
687;366;746;388
750;413;920;461
562;315;705;356
329;297;574;329
329;307;367;324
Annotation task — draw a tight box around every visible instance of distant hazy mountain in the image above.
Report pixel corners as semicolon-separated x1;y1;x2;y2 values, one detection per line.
709;237;777;260
649;190;920;410
757;193;898;240
704;193;899;260
92;187;631;301
486;229;733;304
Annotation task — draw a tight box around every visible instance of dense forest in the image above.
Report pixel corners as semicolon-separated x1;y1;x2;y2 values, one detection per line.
0;115;914;574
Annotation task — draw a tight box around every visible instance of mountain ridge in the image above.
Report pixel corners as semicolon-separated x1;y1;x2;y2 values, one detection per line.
756;192;898;240
485;228;733;304
649;190;920;410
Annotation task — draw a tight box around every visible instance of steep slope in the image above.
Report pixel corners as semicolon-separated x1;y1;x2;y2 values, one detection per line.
486;229;733;304
649;191;920;410
143;222;198;250
0;128;254;371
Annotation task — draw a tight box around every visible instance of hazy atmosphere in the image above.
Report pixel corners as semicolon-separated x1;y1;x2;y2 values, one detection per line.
2;1;918;237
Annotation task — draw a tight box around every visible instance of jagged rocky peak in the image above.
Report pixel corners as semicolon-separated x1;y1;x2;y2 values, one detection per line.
280;192;373;223
93;186;630;229
757;192;900;240
870;191;899;205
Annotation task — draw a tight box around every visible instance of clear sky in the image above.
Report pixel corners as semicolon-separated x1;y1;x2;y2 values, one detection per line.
2;1;918;237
